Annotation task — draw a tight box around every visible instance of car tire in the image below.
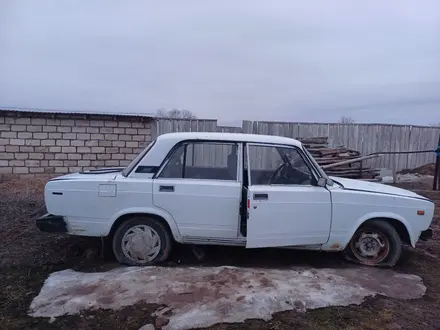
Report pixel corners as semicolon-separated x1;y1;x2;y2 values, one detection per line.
112;216;172;266
343;219;402;267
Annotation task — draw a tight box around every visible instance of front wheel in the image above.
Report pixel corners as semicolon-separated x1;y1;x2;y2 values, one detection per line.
112;216;172;266
343;220;402;267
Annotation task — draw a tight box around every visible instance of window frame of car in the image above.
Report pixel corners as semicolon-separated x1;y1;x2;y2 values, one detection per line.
302;146;333;185
154;139;243;182
245;142;320;187
121;139;156;177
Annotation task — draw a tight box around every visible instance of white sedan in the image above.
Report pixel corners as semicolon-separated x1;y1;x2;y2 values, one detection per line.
37;132;435;267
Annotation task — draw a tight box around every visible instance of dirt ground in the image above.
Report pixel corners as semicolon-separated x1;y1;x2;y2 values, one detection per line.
0;178;439;330
399;163;436;176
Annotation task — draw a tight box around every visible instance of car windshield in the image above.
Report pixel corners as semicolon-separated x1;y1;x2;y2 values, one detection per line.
302;146;330;180
121;140;156;177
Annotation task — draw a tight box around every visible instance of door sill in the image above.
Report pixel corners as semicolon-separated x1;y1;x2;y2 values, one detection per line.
182;236;246;246
277;244;322;251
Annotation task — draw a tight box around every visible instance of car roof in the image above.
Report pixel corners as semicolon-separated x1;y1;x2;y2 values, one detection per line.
156;132;302;147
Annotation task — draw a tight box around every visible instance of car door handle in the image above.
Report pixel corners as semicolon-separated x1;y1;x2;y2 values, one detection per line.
159;185;175;192
253;193;268;200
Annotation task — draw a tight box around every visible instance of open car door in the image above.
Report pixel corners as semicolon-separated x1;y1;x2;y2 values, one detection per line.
245;143;332;248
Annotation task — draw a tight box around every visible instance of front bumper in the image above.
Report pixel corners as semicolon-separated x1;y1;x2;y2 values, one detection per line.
36;214;68;233
419;228;433;241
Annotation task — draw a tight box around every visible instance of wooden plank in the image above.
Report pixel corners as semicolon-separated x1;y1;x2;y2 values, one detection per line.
307;147;360;155
322;154;380;169
299;137;328;144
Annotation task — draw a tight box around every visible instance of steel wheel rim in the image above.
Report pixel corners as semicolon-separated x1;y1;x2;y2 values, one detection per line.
350;229;390;265
121;225;161;264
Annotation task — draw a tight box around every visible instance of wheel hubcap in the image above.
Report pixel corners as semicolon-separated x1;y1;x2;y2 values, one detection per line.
350;230;390;264
121;225;161;264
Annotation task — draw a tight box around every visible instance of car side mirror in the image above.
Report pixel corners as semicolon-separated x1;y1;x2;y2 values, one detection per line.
317;177;327;187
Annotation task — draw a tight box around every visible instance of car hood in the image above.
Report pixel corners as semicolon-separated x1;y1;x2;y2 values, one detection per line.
329;176;429;200
50;167;124;181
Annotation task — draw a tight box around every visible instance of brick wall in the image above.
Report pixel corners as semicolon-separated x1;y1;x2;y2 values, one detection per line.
0;111;154;180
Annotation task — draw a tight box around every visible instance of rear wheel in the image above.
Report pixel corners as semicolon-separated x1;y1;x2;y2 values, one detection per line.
112;216;172;266
344;220;402;267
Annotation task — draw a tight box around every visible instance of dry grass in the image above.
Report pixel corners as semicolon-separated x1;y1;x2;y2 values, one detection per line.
0;178;439;330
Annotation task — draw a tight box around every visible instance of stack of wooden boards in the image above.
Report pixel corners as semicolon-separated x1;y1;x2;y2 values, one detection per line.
298;137;378;179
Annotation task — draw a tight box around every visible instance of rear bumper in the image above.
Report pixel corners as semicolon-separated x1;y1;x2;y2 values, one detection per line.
36;214;68;233
419;228;433;241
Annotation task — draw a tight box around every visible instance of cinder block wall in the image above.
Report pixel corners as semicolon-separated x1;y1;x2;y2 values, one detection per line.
0;111;154;180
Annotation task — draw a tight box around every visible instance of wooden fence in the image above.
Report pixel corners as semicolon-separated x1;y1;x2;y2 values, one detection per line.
154;119;440;171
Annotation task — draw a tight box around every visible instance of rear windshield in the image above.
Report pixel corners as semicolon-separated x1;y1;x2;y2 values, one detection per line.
121;140;156;177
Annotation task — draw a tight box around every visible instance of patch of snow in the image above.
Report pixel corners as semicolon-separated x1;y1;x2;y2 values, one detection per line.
139;324;155;330
381;174;434;183
28;266;426;330
381;176;394;183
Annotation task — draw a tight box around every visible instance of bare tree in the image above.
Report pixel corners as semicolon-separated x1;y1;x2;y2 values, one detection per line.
339;116;355;124
156;108;197;119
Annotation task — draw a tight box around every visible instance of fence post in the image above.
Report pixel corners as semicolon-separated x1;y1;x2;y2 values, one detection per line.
392;154;397;184
434;135;440;190
151;119;159;139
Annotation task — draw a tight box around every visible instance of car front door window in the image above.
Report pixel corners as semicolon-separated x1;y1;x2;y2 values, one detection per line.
248;145;313;185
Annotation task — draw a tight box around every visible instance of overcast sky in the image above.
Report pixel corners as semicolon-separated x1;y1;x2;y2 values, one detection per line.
0;0;439;125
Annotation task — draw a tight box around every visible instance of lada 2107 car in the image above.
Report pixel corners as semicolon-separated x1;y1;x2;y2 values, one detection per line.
37;132;435;267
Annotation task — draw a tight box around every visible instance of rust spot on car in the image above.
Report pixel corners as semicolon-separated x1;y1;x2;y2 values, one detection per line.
331;243;340;249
